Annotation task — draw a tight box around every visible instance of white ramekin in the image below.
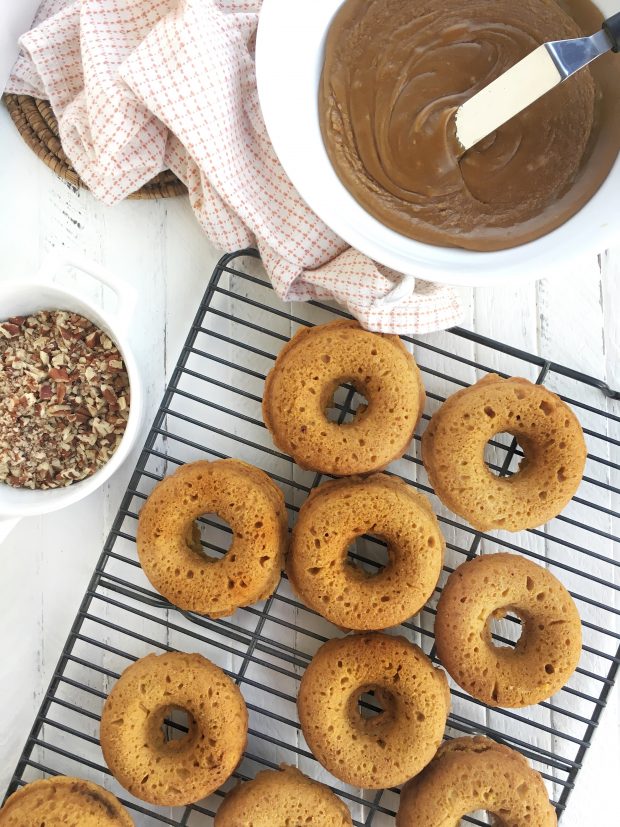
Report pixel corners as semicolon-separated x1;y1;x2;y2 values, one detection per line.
0;252;144;543
256;0;619;287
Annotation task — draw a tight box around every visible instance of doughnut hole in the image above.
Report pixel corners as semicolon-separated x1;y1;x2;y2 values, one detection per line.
484;431;523;477
349;685;396;730
162;707;193;744
190;513;233;561
346;534;390;577
357;688;387;720
325;380;369;424
146;704;197;752
487;607;524;650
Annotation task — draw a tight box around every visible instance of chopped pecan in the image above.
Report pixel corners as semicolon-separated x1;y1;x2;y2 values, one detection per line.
49;367;70;382
0;323;20;338
0;309;130;489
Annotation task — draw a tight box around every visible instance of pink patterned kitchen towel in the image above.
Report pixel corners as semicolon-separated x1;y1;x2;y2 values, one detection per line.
7;0;463;334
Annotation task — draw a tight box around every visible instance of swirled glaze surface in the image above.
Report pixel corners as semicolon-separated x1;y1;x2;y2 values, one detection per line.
320;0;618;250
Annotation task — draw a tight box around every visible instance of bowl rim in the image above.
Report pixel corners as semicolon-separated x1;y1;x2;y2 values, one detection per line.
0;279;144;518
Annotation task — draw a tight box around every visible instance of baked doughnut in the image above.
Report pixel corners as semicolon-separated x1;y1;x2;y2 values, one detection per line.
397;736;557;826
137;459;287;618
263;320;425;476
100;652;247;806
435;553;581;707
421;375;586;532
288;474;444;630
297;633;450;788
0;776;133;826
214;765;352;826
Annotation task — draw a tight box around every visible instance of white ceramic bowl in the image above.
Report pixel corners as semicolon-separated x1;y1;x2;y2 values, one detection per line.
256;0;620;287
0;252;144;543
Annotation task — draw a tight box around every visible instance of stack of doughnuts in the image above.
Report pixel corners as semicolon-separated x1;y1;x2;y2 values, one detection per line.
136;458;287;618
297;633;450;789
421;374;587;532
262;320;426;476
100;652;248;806
435;553;582;708
288;474;444;630
8;321;587;823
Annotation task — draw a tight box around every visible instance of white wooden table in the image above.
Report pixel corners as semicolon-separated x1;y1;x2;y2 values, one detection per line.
0;103;618;823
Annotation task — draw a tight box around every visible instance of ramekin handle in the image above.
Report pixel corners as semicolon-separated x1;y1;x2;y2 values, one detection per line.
37;250;138;336
376;274;417;306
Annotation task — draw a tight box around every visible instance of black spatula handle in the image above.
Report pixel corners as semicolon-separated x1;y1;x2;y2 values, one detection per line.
603;11;620;52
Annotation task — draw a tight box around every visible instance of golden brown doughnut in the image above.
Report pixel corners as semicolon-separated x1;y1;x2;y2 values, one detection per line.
263;320;425;476
137;459;287;618
288;474;444;630
100;652;247;806
435;553;582;707
421;375;586;531
0;777;133;826
397;736;557;826
297;633;450;788
214;765;352;826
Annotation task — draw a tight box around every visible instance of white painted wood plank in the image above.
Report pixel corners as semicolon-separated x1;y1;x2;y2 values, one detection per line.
536;253;619;821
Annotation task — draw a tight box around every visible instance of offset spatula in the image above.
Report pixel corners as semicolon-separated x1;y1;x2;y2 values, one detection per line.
455;12;620;152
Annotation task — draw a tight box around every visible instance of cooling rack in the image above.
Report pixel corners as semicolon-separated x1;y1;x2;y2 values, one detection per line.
5;250;619;825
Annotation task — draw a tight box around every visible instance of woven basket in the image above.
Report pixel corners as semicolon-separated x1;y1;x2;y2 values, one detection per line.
4;94;187;200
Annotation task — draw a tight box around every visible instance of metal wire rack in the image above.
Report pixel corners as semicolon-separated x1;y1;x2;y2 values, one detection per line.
5;250;619;825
